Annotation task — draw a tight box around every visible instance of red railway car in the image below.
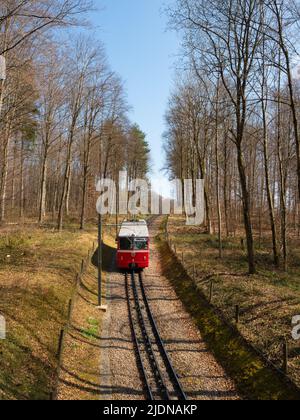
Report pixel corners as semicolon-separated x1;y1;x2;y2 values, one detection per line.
117;220;150;270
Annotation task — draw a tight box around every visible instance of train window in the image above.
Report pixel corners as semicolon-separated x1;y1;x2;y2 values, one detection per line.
134;238;148;250
119;238;133;250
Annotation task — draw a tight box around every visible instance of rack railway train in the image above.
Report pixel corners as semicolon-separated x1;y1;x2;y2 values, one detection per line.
116;220;150;270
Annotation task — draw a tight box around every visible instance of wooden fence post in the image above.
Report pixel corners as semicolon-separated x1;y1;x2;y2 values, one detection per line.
235;305;240;324
56;329;65;359
241;238;245;251
67;299;72;319
282;337;289;374
209;281;214;303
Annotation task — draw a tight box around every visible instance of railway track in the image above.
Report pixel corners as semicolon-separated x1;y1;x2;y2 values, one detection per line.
126;270;187;401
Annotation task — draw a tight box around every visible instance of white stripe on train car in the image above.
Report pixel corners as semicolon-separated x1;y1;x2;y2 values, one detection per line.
118;220;149;238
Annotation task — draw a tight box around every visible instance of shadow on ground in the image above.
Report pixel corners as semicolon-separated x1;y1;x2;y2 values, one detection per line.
91;242;116;273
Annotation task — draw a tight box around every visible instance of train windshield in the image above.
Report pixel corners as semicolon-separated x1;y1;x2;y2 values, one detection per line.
134;238;148;250
119;237;148;250
119;237;133;250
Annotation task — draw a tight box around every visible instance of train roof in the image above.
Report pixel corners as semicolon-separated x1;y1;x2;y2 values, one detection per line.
118;220;149;238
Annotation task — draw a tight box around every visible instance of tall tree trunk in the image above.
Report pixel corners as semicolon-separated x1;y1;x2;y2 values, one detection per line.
11;139;17;211
223;133;230;237
277;53;288;271
0;17;10;223
193;130;211;234
38;147;48;223
0;133;10;223
274;2;300;212
258;177;264;250
80;161;89;230
215;79;222;258
52;137;62;220
0;115;13;223
261;42;279;267
237;144;256;274
65;164;72;217
57;139;72;231
278;130;287;272
0;18;9;120
20;140;25;219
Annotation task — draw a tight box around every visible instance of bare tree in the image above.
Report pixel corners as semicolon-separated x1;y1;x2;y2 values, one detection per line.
267;0;300;205
57;38;96;231
0;0;92;55
37;47;65;223
259;6;279;266
169;0;265;273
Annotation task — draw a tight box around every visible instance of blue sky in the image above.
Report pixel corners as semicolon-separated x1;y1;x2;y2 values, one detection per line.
89;0;180;186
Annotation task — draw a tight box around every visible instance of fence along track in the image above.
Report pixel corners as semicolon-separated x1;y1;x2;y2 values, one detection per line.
126;270;187;401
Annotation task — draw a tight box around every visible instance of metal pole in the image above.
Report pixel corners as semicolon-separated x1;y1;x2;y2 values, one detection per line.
98;213;102;307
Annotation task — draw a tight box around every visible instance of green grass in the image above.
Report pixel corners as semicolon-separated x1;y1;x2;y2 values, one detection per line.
81;318;100;340
0;234;33;267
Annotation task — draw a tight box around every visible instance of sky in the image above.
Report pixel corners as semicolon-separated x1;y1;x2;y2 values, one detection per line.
89;0;181;195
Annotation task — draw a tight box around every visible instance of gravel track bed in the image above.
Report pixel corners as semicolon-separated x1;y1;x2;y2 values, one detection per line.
143;219;240;400
99;266;144;400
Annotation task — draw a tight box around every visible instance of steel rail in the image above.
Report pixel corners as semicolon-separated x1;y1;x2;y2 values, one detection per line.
138;272;187;401
130;270;171;400
125;272;153;400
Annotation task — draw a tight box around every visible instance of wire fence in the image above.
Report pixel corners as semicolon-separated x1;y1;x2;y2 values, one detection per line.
165;216;300;394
